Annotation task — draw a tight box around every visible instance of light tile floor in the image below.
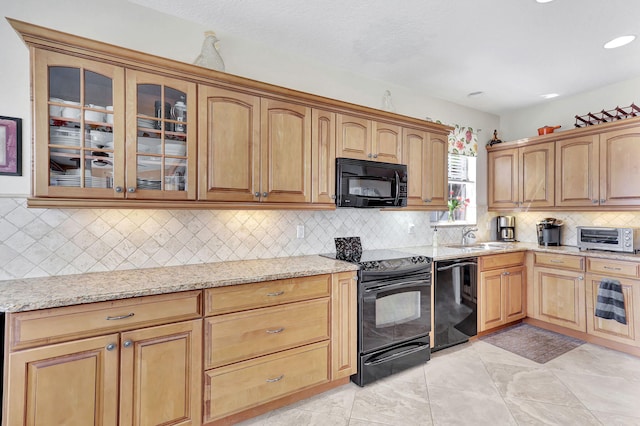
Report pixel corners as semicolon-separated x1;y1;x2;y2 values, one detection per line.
237;340;640;425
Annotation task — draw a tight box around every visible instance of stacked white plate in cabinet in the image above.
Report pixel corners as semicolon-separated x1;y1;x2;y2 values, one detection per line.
136;178;161;190
137;118;157;129
50;126;82;146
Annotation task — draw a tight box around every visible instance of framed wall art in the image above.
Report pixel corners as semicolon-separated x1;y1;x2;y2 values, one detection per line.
0;116;22;176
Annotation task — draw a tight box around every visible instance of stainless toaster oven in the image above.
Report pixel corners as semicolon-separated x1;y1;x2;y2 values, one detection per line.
577;226;640;253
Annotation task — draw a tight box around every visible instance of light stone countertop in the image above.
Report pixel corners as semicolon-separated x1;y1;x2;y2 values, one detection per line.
0;255;358;313
3;243;640;313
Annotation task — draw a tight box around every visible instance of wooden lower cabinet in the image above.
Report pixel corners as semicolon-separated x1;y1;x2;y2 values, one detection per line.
203;342;330;422
331;272;357;380
532;266;586;332
479;265;526;331
6;334;120;425
6;319;202;426
585;273;640;347
478;252;526;332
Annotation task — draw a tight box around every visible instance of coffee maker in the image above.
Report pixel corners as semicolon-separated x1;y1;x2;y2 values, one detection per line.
496;216;516;241
537;218;563;246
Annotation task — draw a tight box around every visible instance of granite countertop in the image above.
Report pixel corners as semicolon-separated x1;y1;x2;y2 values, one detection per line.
3;242;640;313
0;255;358;313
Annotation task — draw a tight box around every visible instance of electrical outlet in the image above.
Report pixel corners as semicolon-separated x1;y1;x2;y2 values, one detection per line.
408;223;415;234
296;224;305;239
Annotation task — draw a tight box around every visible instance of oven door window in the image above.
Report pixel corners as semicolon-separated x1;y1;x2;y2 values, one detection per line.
361;280;430;354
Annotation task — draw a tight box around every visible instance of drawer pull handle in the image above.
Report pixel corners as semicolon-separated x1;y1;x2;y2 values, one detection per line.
550;259;564;263
106;313;135;321
604;266;622;271
266;327;285;334
266;374;284;383
267;291;285;297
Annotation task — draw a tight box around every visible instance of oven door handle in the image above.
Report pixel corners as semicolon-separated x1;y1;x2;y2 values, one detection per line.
436;262;477;272
361;264;431;278
364;279;430;293
363;342;430;366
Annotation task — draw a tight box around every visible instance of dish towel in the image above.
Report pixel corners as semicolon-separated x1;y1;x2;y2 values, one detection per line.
595;278;627;325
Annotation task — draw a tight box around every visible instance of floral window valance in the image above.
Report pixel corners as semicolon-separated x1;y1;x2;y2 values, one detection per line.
448;125;478;157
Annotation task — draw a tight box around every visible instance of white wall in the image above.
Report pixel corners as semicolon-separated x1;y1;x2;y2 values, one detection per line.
500;75;640;142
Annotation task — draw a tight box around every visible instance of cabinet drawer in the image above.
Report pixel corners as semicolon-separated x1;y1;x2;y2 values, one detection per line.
479;251;525;271
535;253;584;271
586;258;639;279
9;290;202;351
205;298;330;369
204;274;331;315
204;341;330;422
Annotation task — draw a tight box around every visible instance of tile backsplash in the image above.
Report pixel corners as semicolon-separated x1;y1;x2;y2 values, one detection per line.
5;195;639;281
0;197;446;280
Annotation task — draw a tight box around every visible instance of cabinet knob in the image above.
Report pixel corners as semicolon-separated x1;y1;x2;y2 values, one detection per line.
578;276;584;280
600;199;605;203
266;327;285;334
373;154;378;158
105;343;117;351
263;192;268;198
502;271;511;276
127;187;136;193
592;199;599;204
331;195;336;200
423;198;432;203
123;340;133;348
367;153;373;158
115;186;123;193
254;192;260;197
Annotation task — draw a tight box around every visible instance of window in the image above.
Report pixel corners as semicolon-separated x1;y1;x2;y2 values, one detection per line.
431;154;476;223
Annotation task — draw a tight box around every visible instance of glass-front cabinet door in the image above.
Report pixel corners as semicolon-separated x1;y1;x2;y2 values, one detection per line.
125;70;196;200
33;50;125;198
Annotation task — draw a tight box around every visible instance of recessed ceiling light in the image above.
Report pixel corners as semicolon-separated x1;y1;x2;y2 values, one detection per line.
541;93;559;99
467;91;483;97
536;0;554;3
604;35;636;49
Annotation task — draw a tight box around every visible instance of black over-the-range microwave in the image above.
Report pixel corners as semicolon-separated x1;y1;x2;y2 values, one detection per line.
335;158;408;208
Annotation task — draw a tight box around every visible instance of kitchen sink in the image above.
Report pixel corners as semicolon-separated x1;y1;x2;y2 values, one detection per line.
443;242;516;250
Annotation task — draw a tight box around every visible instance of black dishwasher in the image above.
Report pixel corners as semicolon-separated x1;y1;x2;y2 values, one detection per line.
433;258;478;351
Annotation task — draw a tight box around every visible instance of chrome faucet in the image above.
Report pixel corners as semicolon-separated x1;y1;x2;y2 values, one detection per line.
461;226;478;245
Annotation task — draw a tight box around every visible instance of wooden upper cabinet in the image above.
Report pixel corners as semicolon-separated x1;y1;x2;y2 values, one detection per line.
372;122;402;163
403;128;448;209
198;85;261;202
33;49;126;199
403;128;429;207
555;135;600;207
488;148;519;208
125;70;197;201
311;109;337;204
520;142;554;208
198;88;311;203
428;132;449;208
600;127;640;206
488;142;554;209
260;98;312;203
336;114;402;163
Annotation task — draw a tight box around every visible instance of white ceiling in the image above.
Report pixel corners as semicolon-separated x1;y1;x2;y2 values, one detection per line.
130;0;640;114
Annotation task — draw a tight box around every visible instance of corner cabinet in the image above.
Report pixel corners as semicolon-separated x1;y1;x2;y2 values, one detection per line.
403;127;448;209
487;142;554;210
33;50;197;202
531;253;586;332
